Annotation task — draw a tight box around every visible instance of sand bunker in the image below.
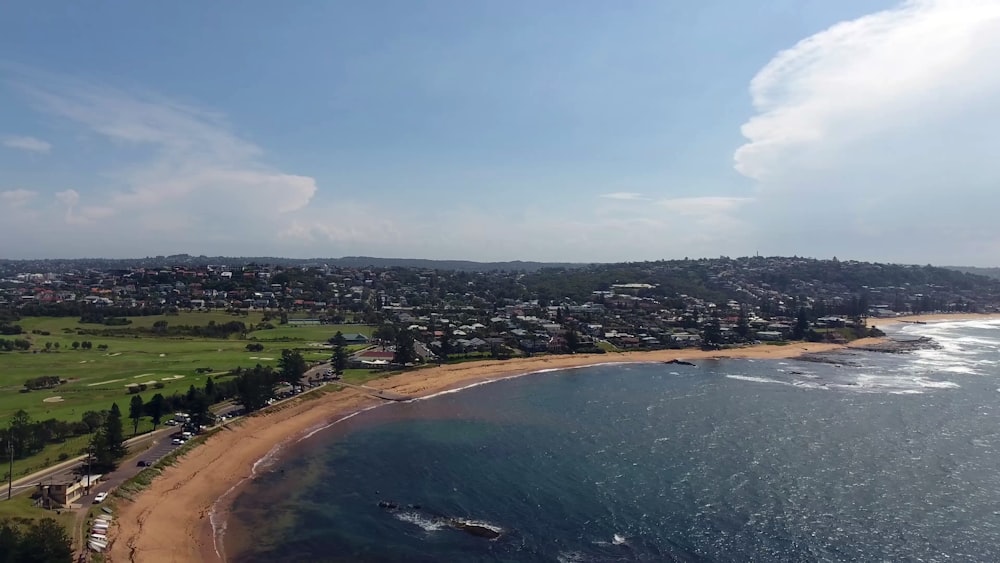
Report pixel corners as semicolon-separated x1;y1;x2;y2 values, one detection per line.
107;352;122;357
160;375;185;381
42;396;64;403
159;353;166;357
88;379;125;387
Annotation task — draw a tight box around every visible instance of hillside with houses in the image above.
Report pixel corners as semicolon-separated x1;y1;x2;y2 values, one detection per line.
2;256;999;360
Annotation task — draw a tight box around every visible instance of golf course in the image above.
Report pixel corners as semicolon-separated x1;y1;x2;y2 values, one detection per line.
0;310;374;478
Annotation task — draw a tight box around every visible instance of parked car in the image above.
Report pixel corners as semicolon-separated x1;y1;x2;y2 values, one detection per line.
93;492;108;504
171;438;184;445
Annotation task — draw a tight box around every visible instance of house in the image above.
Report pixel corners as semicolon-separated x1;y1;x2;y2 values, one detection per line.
341;333;370;344
35;477;90;509
349;349;395;369
756;331;784;341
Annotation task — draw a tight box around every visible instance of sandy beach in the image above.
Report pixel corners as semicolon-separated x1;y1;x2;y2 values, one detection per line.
868;312;1000;329
103;319;993;562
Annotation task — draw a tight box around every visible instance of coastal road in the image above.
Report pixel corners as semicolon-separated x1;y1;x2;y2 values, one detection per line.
6;427;176;497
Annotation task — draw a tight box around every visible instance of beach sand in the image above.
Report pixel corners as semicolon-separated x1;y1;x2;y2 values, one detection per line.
102;323;986;562
868;312;1000;329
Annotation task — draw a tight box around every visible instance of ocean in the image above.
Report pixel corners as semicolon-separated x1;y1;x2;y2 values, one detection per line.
224;320;1000;562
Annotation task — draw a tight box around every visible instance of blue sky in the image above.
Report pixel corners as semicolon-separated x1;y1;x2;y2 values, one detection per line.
3;0;1000;265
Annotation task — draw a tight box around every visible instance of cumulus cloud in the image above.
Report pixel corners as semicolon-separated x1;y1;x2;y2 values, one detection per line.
0;189;38;206
2;135;51;153
8;71;318;237
734;0;1000;265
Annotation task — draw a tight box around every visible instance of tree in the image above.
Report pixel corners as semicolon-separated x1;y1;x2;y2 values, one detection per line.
245;342;264;352
105;403;126;459
278;349;308;385
701;316;723;349
393;330;416;366
331;332;348;375
71;341;80;350
89;429;115;473
18;518;72;563
205;376;216;401
0;520;20;563
128;395;144;436
146;393;165;429
373;324;397;344
792;307;810;340
735;306;751;340
236;367;275;412
8;410;32;458
439;327;453;363
564;328;580;353
80;411;104;433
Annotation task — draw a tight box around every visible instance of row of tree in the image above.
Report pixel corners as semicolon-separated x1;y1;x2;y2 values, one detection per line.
0;518;73;563
0;338;30;351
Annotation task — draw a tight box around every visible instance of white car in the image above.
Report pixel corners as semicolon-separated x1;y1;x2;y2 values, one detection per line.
93;492;108;504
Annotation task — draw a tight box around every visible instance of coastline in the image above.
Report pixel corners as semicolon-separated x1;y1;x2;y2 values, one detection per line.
103;316;996;562
868;312;1000;330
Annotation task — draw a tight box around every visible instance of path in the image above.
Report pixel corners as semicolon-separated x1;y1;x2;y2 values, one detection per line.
332;381;411;401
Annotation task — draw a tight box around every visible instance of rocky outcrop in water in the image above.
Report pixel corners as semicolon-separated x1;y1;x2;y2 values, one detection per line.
664;359;696;366
377;501;502;540
851;336;940;353
448;519;502;539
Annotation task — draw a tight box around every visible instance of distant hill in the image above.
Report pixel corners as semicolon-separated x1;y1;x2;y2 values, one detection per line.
329;256;586;271
0;255;587;273
947;266;1000;280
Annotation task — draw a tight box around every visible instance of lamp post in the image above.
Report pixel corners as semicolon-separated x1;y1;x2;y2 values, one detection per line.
6;438;12;500
85;444;93;494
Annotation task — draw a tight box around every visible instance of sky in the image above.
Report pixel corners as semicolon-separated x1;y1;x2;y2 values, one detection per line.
2;0;1000;265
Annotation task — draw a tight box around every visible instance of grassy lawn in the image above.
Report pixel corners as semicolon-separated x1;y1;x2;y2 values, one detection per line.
1;314;375;428
0;492;75;529
596;341;619;352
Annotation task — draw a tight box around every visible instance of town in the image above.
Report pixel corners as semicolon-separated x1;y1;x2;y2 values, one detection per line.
3;255;999;357
2;255;1000;558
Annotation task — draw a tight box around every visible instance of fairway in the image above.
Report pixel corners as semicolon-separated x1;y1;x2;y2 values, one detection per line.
1;312;375;430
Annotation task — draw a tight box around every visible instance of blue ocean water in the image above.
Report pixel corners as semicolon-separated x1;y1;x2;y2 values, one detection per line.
226;320;1000;562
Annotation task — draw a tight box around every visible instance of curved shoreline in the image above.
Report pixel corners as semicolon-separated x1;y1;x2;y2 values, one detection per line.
104;316;999;562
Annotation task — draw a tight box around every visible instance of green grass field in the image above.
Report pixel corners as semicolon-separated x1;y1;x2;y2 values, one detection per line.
1;312;375;479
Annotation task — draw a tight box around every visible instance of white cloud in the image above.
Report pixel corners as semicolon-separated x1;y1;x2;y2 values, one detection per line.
10;72;317;232
1;135;51;153
0;189;38;206
600;192;646;201
735;0;1000;181
733;0;1000;265
657;196;750;216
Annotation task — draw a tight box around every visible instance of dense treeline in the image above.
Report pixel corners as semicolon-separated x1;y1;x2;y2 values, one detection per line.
23;376;61;390
0;338;30;351
75;320;248;339
1;409;107;461
15;302;167;319
0;518;73;563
